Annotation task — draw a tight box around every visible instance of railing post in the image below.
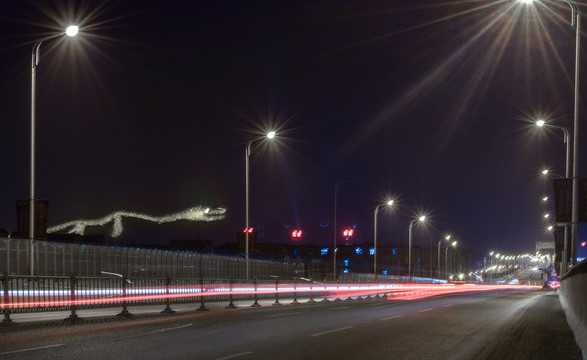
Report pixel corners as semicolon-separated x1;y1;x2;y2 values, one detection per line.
117;275;133;318
161;275;175;314
272;277;281;306
197;277;209;311
321;283;329;302
1;274;15;326
291;278;299;304
251;278;261;307
225;279;236;309
65;273;81;322
307;279;315;303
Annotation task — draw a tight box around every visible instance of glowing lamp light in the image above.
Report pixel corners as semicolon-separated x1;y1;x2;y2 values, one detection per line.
343;228;354;237
541;169;549;175
267;131;276;139
581;241;586;247
418;215;426;222
535;119;545;127
65;25;79;37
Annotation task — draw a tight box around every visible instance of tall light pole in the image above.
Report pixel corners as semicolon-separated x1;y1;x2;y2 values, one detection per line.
536;119;571;274
437;234;451;280
333;177;355;281
245;130;276;280
29;25;79;276
445;240;457;281
408;215;426;281
521;0;581;267
373;199;395;277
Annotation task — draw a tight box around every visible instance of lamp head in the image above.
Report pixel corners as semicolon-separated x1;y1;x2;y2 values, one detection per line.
386;199;394;206
267;131;276;139
535;119;545;127
65;25;79;37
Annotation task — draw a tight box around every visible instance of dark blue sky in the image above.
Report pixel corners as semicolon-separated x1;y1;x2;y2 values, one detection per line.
0;0;585;256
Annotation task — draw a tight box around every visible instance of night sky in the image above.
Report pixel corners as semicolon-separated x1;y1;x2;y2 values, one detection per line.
1;0;586;257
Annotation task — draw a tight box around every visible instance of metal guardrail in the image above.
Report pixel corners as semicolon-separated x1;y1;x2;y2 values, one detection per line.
0;273;410;325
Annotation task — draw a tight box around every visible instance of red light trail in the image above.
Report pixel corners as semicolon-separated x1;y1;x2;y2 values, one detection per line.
0;283;541;310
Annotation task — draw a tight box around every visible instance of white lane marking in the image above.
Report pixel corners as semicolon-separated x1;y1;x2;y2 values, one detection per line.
327;306;350;311
419;308;434;313
381;314;405;321
266;312;303;318
214;351;253;360
310;326;353;337
150;323;192;333
0;344;65;355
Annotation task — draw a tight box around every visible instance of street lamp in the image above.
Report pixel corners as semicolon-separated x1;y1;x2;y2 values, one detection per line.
437;234;451;280
333;177;355;281
521;0;581;267
408;215;426;281
245;130;276;280
373;199;395;276
535;120;570;178
29;25;80;275
541;169;563;178
536;119;571;273
445;240;458;280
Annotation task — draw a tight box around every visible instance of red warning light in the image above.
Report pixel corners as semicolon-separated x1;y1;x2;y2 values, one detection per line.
243;228;254;233
581;241;586;247
291;230;303;238
343;229;354;237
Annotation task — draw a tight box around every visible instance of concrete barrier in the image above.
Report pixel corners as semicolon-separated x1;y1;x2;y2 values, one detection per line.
559;258;587;358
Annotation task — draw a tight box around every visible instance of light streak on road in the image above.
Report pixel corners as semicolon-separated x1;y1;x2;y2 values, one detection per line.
0;282;542;310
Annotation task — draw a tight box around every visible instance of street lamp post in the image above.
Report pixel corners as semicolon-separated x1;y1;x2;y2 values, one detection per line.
333;177;355;281
29;25;79;276
408;215;426;281
521;0;581;267
445;240;457;281
245;131;276;280
536;119;571;274
437;235;451;280
374;200;394;277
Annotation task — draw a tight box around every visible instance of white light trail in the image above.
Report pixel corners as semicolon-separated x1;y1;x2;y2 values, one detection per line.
46;206;226;238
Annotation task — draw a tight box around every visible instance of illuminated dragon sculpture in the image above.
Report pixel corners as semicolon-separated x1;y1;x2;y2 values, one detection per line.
46;206;226;238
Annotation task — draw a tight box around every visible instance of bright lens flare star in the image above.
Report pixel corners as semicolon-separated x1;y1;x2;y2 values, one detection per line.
65;25;79;37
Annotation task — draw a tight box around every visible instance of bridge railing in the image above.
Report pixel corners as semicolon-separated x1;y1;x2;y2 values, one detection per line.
0;237;304;280
0;273;404;325
559;258;587;355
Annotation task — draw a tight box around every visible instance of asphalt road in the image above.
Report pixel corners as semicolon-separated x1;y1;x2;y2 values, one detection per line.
0;290;582;360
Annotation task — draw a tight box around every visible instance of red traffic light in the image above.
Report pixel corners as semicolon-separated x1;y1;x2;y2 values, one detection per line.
291;229;303;238
343;228;354;237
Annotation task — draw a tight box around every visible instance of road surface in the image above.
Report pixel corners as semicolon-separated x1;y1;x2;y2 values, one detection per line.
0;289;582;360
